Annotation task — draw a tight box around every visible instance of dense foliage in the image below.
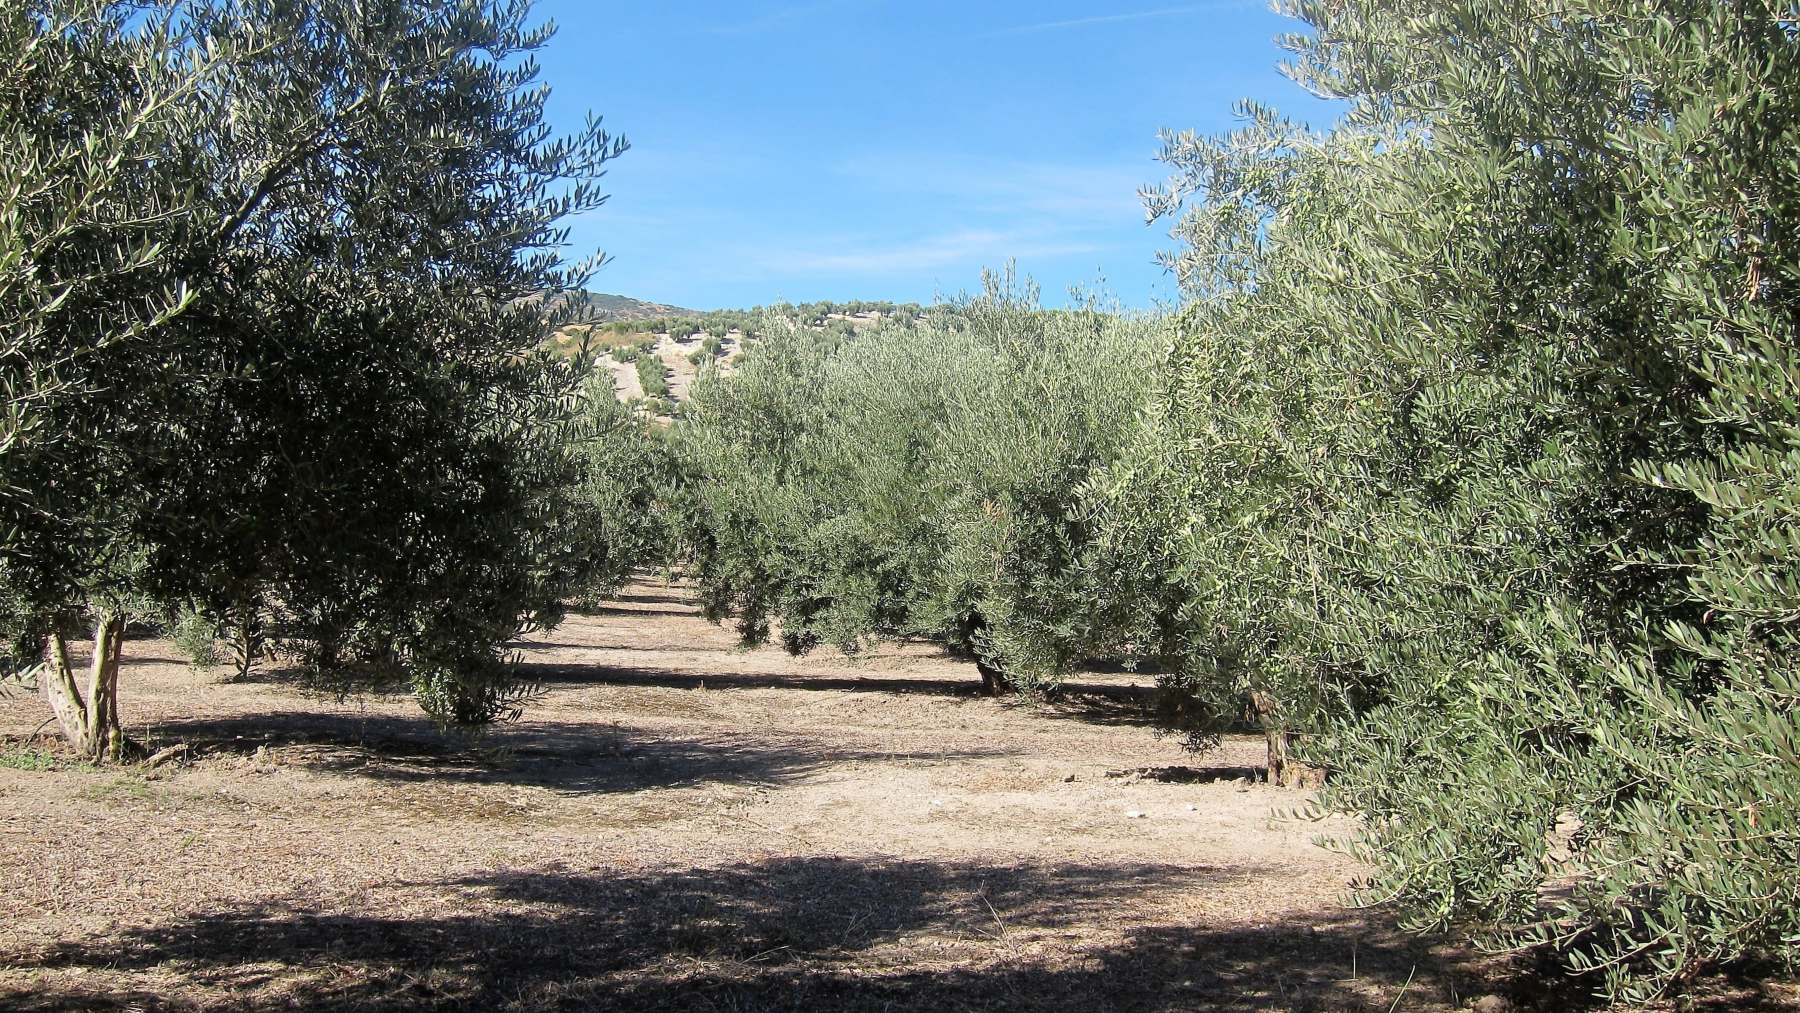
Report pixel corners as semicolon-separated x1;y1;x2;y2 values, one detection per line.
567;376;675;605
635;353;672;400
2;0;625;752
670;275;1158;690
1109;0;1799;999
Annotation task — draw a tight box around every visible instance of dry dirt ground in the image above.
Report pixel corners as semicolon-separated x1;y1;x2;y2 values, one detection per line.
1;583;1793;1012
600;331;742;407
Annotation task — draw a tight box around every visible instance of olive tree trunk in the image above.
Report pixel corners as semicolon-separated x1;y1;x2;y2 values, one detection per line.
1250;689;1322;788
41;612;128;761
228;605;266;683
975;654;1013;696
957;610;1014;695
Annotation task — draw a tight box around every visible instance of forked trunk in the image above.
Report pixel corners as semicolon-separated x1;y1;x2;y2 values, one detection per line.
41;612;128;762
1250;689;1322;788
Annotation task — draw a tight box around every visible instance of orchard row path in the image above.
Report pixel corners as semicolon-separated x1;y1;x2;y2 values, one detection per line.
0;580;1639;1011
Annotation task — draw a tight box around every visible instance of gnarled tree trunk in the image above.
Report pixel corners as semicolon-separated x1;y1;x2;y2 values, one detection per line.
1250;689;1323;788
956;609;1014;695
974;654;1013;696
41;611;128;762
227;604;266;683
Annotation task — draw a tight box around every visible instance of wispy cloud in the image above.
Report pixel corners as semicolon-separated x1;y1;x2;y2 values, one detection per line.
984;3;1254;37
734;155;1150;278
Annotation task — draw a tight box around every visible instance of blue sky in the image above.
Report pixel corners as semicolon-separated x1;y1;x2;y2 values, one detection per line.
534;1;1338;310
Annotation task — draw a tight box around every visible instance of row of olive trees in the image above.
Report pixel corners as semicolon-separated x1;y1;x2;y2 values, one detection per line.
1;0;644;755
1102;0;1796;1001
665;272;1158;692
650;0;1798;999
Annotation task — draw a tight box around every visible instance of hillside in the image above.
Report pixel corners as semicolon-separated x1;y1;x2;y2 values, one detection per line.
542;290;699;323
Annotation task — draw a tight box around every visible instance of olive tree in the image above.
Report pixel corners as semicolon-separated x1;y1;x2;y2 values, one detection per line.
567;374;676;605
2;0;224;755
671;276;1159;692
1125;0;1798;997
3;0;625;757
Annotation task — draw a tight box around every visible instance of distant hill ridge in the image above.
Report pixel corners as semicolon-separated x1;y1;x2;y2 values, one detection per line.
539;290;701;323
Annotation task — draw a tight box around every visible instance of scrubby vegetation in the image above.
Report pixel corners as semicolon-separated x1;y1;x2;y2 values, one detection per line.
586;301;919;354
687;333;726;365
634;353;672;400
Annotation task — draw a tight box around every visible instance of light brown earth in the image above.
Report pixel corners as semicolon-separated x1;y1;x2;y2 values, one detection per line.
600;330;740;408
1;583;1793;1011
601;349;645;401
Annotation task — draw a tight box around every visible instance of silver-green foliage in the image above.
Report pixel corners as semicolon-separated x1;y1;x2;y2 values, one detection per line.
635;353;671;399
672;273;1159;688
168;607;222;673
569;375;675;604
3;0;625;745
1123;0;1797;998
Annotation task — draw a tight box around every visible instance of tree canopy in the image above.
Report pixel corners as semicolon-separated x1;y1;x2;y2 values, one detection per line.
2;0;626;753
1121;0;1799;998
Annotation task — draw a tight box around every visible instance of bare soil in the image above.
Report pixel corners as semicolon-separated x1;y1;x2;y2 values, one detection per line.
1;582;1793;1011
600;331;739;411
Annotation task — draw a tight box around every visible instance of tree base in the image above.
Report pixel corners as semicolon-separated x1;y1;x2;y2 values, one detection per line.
1264;727;1325;788
42;612;131;763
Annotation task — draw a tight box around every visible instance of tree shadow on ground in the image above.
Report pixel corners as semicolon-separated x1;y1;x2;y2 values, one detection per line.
1105;764;1266;784
519;658;993;698
118;654;214;667
518;658;1160;728
140;711;1012;795
513;640;754;653
1017;684;1160;728
551;602;703;619
574;589;697;610
5;855;1524;1012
